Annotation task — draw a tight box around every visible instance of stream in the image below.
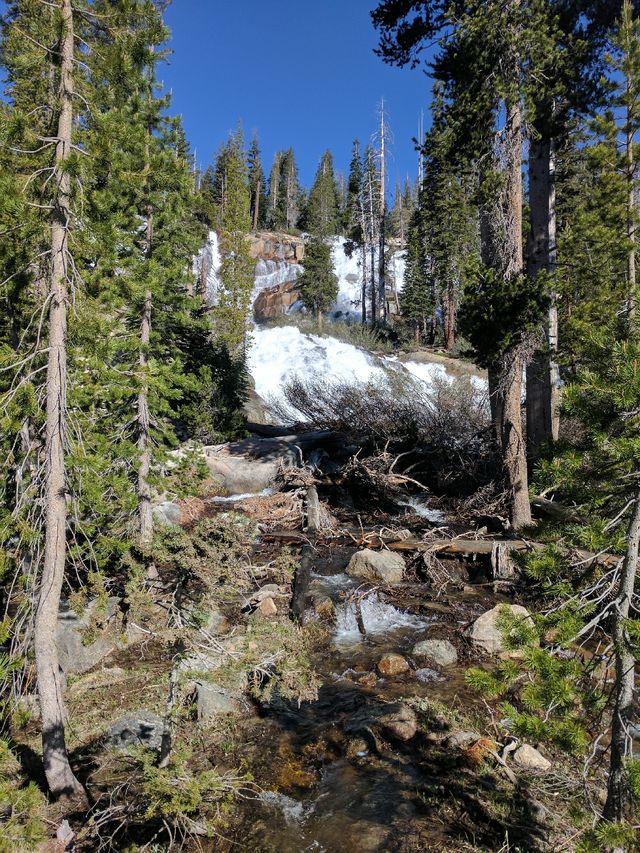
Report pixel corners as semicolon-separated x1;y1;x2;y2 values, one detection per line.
236;539;488;853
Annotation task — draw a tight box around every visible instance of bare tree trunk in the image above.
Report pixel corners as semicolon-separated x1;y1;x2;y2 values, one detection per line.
252;182;260;232
501;352;531;530
604;487;640;826
379;101;387;324
34;0;83;801
526;136;560;459
370;242;377;323
443;280;456;350
138;287;153;544
360;243;367;325
501;87;532;531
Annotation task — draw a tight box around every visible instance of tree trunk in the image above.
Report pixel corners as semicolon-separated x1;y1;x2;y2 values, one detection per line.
138;288;153;544
443;280;456;350
626;39;637;321
370;242;376;323
379;103;387;324
501;352;531;531
604;487;640;826
252;181;260;232
502;82;532;531
34;0;84;801
361;243;367;325
526;136;560;459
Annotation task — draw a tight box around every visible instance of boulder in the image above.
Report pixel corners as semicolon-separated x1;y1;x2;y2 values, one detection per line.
152;501;182;527
377;703;418;741
196;683;245;722
377;653;410;677
463;604;534;656
412;638;458;667
257;597;278;618
57;597;121;675
203;437;300;494
107;711;165;752
346;549;405;584
254;280;301;322
445;731;481;750
513;744;551;772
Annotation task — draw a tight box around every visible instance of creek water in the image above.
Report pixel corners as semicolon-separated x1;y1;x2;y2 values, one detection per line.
238;544;478;853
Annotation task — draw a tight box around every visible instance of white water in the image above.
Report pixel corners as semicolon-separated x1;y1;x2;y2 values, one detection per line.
397;496;445;523
334;592;428;648
209;487;273;504
247;324;387;417
254;258;303;300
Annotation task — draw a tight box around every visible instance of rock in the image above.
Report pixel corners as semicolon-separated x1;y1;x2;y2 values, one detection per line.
346;737;369;759
445;731;481;750
254;279;302;322
196;683;245;722
57;597;121;675
414;667;444;684
257;597;278;618
412;638;458;667
357;671;378;689
463;604;534;656
377;703;418;741
316;598;336;620
377;653;410;677
152;500;182;526
203;437;300;494
107;711;165;752
203;606;230;635
513;744;551;772
346;549;405;584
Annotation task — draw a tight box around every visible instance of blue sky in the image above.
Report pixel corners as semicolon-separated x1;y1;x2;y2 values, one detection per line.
162;0;434;192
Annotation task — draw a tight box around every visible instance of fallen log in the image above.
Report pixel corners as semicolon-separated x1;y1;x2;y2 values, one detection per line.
386;536;621;569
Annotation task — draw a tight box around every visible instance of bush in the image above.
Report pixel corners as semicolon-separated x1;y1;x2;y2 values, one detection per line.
272;371;496;496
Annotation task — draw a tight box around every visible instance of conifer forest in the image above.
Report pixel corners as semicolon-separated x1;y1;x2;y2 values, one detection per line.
3;0;640;850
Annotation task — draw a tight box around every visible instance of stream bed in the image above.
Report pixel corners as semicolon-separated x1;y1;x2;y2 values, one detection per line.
235;543;489;853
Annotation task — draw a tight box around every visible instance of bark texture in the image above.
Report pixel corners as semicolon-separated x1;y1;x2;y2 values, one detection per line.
604;488;640;824
34;0;84;800
526;136;560;457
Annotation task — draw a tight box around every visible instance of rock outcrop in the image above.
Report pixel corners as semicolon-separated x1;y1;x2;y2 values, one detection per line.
248;232;305;262
254;279;301;322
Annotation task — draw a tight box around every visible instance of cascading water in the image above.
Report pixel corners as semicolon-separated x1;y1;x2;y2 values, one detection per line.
334;591;429;648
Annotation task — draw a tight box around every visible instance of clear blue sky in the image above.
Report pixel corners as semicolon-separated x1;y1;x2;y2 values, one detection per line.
162;0;433;192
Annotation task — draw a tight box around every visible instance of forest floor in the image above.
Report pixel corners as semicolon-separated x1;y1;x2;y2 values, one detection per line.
12;428;606;853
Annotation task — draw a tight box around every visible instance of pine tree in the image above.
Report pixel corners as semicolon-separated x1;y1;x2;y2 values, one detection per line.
279;147;301;231
343;139;368;324
215;132;254;350
401;208;434;341
297;238;338;329
266;150;283;229
247;131;266;231
305;150;340;237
